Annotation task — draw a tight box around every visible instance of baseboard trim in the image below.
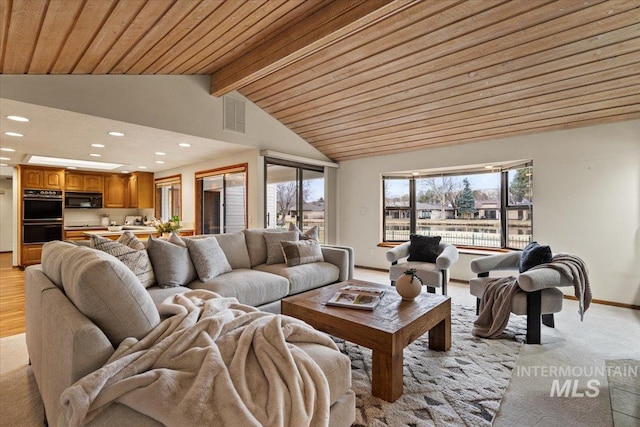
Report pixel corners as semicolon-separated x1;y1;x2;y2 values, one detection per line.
354;265;639;310
563;294;639;310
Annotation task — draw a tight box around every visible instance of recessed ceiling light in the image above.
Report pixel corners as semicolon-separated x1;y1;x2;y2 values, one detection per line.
139;166;147;169
27;155;124;170
89;153;101;157
155;152;166;155
6;115;29;122
108;131;124;137
0;163;7;167
0;157;10;160
484;165;494;169
178;143;191;147
4;131;23;137
0;148;16;152
155;160;165;164
91;143;105;148
121;170;129;174
67;166;77;170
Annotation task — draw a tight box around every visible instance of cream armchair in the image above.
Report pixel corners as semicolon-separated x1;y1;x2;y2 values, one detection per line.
386;241;459;295
470;252;574;344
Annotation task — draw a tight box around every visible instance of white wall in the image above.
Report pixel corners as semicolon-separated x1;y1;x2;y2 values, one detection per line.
337;120;640;306
0;178;13;252
154;149;262;230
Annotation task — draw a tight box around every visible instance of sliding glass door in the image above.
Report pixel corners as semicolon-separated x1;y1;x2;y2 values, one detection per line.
264;159;325;242
196;164;247;235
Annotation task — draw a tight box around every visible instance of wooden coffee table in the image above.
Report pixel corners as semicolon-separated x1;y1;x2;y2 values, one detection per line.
281;279;451;402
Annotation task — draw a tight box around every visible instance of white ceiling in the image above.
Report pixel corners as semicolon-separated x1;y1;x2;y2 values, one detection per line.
0;98;249;177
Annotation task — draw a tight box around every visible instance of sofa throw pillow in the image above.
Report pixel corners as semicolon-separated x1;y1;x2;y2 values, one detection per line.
118;230;146;250
147;234;197;287
288;223;319;241
264;231;299;265
519;241;552;272
185;237;232;281
407;234;441;263
61;246;160;346
281;240;324;267
90;234;156;288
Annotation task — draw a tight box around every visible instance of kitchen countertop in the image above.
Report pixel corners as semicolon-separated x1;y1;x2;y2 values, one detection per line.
83;227;194;237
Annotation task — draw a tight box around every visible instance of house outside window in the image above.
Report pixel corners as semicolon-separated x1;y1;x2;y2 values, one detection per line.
382;162;533;249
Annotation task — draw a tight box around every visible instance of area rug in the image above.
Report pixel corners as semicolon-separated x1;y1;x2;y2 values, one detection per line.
334;304;526;427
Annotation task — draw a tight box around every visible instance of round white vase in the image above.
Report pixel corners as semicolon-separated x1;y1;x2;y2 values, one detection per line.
396;273;422;301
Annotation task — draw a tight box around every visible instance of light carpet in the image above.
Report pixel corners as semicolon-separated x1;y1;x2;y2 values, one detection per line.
0;306;525;427
334;305;526;427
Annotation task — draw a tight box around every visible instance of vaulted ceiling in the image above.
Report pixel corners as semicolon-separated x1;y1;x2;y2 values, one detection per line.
1;0;639;162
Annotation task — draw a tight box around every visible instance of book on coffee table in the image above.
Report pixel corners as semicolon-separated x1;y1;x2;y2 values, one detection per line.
326;285;385;310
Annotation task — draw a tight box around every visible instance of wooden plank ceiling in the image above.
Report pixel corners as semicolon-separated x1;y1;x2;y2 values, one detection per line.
1;0;639;162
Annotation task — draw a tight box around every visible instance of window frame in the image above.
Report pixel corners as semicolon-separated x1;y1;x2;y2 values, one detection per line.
154;174;182;222
382;162;532;250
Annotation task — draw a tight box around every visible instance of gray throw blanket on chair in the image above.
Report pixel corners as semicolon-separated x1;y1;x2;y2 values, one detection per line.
472;253;591;339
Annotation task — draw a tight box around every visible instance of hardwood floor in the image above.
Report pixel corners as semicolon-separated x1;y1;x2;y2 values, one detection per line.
0;252;26;338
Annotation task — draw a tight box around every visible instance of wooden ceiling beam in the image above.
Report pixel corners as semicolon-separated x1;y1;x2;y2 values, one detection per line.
208;0;409;97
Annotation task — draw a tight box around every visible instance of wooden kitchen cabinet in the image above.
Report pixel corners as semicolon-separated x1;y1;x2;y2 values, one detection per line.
104;174;127;208
21;244;43;266
128;172;154;209
20;166;64;190
65;172;103;192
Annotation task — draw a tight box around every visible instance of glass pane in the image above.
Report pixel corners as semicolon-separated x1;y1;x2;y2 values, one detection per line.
155;181;181;221
224;171;246;233
201;175;224;234
266;164;298;230
384;179;411;241
302;169;325;243
415;173;501;247
508;166;533;205
507;209;533;249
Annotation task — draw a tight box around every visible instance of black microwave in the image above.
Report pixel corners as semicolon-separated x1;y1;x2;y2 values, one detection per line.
65;192;103;208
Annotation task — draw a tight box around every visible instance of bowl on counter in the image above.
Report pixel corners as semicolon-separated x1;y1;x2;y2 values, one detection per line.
107;225;123;232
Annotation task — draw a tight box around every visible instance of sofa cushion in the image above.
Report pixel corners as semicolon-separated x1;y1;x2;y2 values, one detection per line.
281;240;324;267
243;229;269;267
255;262;339;295
264;231;298;265
288;223;319;241
146;285;192;305
184;237;232;281
90;233;156;288
189;269;289;307
407;234;441;263
212;231;251;269
147;235;197;288
60;246;160;346
41;240;78;289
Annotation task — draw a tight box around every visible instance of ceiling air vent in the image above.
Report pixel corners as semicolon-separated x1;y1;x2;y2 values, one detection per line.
223;95;245;134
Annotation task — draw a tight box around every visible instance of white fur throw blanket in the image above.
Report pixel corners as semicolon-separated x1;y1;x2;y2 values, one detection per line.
473;254;591;339
61;290;336;426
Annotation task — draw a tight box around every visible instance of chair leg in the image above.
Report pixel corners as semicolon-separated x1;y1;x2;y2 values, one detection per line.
390;280;396;286
526;290;542;344
476;298;480;316
426;286;436;294
441;269;448;296
542;313;555;328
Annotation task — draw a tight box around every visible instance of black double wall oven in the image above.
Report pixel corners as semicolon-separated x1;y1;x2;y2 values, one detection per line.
22;189;63;244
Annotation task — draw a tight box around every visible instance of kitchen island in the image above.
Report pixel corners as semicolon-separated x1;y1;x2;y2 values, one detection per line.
82;227;194;240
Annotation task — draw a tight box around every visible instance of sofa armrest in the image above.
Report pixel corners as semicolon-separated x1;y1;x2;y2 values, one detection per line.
436;244;459;269
470;251;521;274
385;242;411;263
321;246;353;281
518;267;574;292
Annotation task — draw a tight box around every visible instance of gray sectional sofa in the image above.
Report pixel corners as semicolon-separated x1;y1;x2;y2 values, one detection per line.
25;228;356;426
